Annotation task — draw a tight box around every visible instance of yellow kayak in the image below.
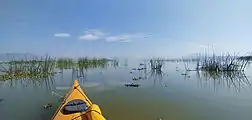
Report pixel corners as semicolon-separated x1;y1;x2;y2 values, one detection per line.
52;80;106;120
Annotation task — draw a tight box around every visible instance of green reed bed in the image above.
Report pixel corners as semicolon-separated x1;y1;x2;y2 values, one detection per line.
198;53;248;71
92;58;108;68
0;55;56;80
77;57;90;71
0;55;109;81
77;57;108;70
56;57;108;71
56;58;74;69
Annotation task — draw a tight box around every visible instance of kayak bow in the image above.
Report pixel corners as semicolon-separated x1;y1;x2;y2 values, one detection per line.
52;80;106;120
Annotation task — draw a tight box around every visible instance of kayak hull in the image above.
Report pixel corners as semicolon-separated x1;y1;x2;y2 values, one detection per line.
51;80;95;120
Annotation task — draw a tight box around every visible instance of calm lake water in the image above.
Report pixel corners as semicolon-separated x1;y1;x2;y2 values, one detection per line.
1;61;252;120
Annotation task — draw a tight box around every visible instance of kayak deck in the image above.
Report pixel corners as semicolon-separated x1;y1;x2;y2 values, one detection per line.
52;80;100;120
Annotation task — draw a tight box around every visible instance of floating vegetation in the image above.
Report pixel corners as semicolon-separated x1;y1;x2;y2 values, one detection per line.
125;83;140;87
44;103;52;109
130;65;145;82
181;73;187;76
0;72;55;80
137;68;145;71
130;60;166;86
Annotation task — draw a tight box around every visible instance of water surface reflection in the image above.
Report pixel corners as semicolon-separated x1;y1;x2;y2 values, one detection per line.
1;62;252;120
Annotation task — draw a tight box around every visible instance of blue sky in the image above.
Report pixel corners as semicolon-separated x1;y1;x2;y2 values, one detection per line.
1;0;252;58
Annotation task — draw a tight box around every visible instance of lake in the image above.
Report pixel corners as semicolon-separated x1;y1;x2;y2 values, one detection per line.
1;61;252;120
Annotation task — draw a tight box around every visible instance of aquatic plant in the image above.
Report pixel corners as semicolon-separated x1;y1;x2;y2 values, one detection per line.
238;55;252;61
111;58;119;68
56;58;74;69
77;57;108;71
125;83;140;87
0;55;109;81
150;58;164;71
77;57;90;71
179;51;249;72
199;53;248;71
0;55;56;80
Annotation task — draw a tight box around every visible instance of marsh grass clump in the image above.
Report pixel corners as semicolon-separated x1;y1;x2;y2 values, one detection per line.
111;58;119;68
0;55;109;81
75;57;108;79
56;58;74;69
90;58;108;68
77;57;108;71
199;53;248;71
150;58;164;71
97;58;109;68
0;55;56;80
77;57;90;71
238;55;252;61
125;83;140;87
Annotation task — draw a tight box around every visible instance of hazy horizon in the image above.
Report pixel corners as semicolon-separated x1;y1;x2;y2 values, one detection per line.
1;0;252;58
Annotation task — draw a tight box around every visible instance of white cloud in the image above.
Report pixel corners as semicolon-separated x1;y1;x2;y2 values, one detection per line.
105;34;132;42
120;40;131;42
78;29;106;41
79;34;100;41
105;33;151;42
54;33;70;38
78;29;151;42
